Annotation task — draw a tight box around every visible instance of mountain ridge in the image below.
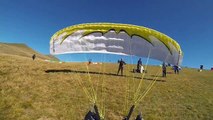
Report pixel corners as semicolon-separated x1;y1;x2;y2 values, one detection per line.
0;42;59;61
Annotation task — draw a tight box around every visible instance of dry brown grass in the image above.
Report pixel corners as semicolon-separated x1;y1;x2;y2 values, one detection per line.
0;54;212;120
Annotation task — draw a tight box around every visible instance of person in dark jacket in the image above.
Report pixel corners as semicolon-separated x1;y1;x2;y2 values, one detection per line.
174;65;179;74
32;54;36;60
117;58;126;76
199;65;204;72
137;58;142;73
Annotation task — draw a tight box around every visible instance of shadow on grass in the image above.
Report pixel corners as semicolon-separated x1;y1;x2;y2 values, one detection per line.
45;69;165;82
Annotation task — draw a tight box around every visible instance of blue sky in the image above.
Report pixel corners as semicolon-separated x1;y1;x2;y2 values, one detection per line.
0;0;213;69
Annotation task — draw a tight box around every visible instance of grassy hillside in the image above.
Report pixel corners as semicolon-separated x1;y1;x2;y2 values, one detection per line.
46;55;59;61
0;42;59;61
0;54;212;120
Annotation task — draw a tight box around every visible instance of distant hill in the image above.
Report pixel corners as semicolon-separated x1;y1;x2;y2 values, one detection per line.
0;42;59;61
45;54;59;61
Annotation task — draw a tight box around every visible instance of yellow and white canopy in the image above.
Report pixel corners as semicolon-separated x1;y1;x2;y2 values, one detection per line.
50;23;183;65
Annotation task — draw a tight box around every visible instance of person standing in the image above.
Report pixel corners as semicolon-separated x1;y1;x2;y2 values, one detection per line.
32;54;36;60
174;65;179;74
137;58;142;73
199;65;203;72
117;58;126;76
162;62;167;77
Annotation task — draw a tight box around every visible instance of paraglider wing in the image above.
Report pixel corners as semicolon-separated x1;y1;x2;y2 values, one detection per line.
50;23;183;65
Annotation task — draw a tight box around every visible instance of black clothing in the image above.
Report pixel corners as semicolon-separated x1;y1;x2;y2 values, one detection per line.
174;65;179;74
135;114;143;120
137;59;142;72
84;105;100;120
200;65;203;70
32;54;36;60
